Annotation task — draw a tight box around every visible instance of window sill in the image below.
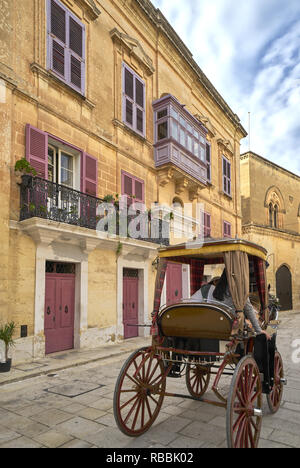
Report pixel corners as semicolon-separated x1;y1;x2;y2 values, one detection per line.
30;63;95;110
113;119;152;147
219;190;233;200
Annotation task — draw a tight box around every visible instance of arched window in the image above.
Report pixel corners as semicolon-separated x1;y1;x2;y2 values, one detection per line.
265;187;284;229
172;197;184;211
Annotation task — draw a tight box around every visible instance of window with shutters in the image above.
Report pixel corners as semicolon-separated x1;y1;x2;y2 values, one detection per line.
222;155;232;197
121;171;145;206
206;143;211;183
203;212;211;238
122;63;145;137
25;124;97;197
223;221;232;238
47;0;85;95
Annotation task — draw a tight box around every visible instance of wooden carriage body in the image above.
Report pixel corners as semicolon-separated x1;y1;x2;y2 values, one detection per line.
114;238;285;448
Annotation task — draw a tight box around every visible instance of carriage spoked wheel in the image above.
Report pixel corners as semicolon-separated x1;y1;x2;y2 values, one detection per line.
113;347;166;437
226;356;263;448
267;351;284;414
185;364;211;399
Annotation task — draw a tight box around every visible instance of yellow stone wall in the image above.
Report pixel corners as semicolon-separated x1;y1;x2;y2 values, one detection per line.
241;152;300;310
0;0;246;345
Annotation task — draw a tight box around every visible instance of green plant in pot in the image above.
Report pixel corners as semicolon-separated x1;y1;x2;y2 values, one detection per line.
0;321;16;373
14;158;37;184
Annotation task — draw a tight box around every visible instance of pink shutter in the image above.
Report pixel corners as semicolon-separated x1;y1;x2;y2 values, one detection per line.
81;153;98;196
25;124;48;179
134;179;144;203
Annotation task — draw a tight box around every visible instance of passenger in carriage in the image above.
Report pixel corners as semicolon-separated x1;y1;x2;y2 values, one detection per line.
189;276;220;301
212;269;271;339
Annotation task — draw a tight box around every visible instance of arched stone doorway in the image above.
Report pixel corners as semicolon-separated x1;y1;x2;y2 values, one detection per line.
276;265;293;311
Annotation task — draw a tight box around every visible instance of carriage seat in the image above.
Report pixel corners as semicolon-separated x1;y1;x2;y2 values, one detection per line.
158;301;235;342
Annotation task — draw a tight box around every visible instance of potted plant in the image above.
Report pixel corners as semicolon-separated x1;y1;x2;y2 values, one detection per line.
0;321;16;373
14;158;37;184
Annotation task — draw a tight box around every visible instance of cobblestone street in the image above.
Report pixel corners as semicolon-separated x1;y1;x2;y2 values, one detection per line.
0;311;299;449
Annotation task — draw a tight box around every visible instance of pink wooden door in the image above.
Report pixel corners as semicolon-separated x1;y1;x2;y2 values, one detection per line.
45;273;75;354
166;262;183;306
123;270;139;339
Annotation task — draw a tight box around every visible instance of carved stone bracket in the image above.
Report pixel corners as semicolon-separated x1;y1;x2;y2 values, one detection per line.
158;167;174;187
189;185;203;201
110;28;155;76
175;177;189;195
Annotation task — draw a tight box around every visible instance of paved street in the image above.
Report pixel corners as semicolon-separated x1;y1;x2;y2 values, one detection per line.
0;311;300;449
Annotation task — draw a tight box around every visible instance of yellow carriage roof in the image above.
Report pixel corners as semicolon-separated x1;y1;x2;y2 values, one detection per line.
158;238;268;262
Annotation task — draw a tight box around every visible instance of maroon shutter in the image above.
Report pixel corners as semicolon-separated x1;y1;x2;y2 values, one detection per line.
134;179;144;203
81;153;98;196
25;124;48;179
123;174;133;197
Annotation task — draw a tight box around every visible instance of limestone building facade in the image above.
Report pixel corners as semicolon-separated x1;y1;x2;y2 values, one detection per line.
0;0;246;362
241;151;300;311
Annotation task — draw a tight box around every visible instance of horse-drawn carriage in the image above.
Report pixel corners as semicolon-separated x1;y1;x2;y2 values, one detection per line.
113;238;286;448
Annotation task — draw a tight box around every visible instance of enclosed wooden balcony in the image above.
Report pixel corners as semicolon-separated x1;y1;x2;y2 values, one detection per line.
153;94;209;198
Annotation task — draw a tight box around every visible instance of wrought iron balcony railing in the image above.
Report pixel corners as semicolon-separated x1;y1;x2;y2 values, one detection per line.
19;175;169;246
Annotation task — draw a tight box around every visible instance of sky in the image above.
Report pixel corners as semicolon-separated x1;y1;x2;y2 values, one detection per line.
151;0;300;176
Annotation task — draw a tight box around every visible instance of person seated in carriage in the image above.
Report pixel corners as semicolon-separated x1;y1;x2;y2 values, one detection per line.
191;269;271;340
189;276;220;301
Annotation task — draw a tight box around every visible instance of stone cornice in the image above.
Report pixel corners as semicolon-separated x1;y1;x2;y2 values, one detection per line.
242;223;300;241
133;0;247;137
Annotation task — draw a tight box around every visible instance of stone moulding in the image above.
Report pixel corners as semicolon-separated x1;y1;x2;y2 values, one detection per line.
67;0;101;21
110;28;155;76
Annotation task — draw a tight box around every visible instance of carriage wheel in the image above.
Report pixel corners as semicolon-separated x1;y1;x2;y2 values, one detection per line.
226;355;263;449
185;364;211;399
267;351;284;414
113;347;166;437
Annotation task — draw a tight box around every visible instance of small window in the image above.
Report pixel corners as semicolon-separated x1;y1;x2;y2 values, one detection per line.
180;128;185;146
47;0;85;94
157;109;168;120
206;143;211;182
223;221;232;238
203;212;211;238
122;63;146;137
222;156;231;196
157;121;168;140
121;171;145;204
171;120;179;140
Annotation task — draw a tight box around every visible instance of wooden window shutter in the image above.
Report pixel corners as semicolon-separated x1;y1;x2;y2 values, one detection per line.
134;179;144;203
51;0;66;43
123;63;145;136
81;153;98;196
68;15;85;93
49;0;67;78
122;171;145;204
25;124;48;179
47;0;85;94
69;17;83;57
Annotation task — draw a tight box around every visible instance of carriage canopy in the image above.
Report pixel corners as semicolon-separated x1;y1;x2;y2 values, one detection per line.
152;238;269;336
